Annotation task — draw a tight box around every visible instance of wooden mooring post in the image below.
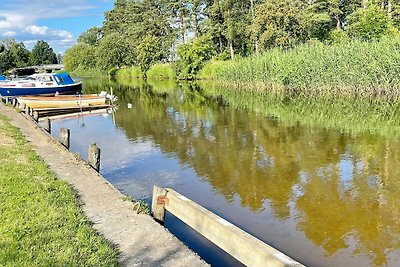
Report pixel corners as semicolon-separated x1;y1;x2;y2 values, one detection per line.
152;186;304;267
88;143;100;172
43;118;51;133
152;186;168;223
25;106;30;116
60;128;70;149
33;111;39;122
12;98;17;107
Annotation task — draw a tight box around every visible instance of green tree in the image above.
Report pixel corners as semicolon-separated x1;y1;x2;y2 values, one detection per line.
304;0;342;40
221;0;253;59
77;27;102;46
137;36;166;77
0;39;30;72
252;0;308;50
9;40;30;67
29;40;57;65
102;0;175;68
0;48;15;72
167;0;191;43
64;43;96;71
103;0;130;36
175;34;215;79
203;0;227;55
347;4;389;40
95;33;133;70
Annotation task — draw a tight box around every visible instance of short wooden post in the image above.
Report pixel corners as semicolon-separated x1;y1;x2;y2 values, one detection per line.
5;96;9;104
25;106;30;116
12;98;17;107
33;111;39;122
152;186;168;223
43;118;51;133
110;86;114;106
20;103;26;111
88;143;100;172
60;128;70;149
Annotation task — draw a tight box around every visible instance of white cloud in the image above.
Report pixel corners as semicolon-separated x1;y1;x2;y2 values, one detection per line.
0;0;104;53
3;31;17;37
25;25;48;35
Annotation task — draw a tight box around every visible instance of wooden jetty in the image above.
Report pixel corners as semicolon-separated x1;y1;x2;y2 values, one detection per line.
33;105;111;117
1;95;112;121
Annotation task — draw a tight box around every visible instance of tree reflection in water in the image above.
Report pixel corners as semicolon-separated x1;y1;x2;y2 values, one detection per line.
83;79;400;267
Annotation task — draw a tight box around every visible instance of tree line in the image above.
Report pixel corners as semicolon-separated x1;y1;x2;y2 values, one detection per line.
64;0;400;79
0;40;59;73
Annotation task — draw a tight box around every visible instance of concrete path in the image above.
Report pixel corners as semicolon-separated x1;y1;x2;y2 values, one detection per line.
0;104;208;267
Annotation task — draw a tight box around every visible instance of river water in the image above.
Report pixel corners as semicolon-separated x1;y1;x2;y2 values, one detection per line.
50;78;400;267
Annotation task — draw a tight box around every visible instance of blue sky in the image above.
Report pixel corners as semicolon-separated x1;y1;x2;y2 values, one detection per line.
0;0;114;54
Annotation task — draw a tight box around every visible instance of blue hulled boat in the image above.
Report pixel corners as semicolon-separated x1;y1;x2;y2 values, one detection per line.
0;75;6;81
0;73;82;97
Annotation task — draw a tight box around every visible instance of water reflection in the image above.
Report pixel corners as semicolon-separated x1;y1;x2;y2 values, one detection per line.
57;78;400;266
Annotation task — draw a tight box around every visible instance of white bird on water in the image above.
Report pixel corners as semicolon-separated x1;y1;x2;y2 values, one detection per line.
127;103;133;109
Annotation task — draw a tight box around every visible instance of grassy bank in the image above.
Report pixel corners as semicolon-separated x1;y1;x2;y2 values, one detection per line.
201;37;400;98
0;114;118;266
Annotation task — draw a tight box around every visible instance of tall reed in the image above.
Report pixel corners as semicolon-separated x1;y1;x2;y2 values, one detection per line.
207;37;400;98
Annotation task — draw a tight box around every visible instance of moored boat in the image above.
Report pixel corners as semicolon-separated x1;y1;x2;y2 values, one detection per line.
0;75;6;81
17;94;106;109
0;72;81;96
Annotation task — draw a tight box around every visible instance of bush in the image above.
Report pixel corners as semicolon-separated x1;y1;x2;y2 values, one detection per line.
347;5;389;41
116;67;143;80
174;34;215;80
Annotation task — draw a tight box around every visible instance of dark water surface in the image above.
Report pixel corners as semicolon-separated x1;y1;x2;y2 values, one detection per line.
50;78;400;267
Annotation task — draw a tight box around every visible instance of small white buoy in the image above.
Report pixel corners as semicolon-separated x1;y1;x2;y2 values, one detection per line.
127;103;133;109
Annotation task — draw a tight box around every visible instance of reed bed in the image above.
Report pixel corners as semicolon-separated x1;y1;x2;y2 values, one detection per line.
208;37;400;98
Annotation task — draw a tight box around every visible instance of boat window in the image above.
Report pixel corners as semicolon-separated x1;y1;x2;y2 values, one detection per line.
55;76;64;84
43;76;53;82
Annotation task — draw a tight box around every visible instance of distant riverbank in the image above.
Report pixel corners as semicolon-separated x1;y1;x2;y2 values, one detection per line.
198;37;400;99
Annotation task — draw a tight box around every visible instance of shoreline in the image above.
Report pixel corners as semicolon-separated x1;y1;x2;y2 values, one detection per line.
0;103;207;267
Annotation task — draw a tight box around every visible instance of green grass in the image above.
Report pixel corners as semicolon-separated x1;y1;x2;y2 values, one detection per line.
0;114;119;266
204;36;400;98
116;67;143;80
117;64;175;81
197;60;229;80
147;63;175;80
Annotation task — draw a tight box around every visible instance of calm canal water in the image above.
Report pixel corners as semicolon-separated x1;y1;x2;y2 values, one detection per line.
50;78;400;267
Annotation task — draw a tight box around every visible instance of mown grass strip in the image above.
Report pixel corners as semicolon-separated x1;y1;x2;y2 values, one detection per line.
0;114;119;266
